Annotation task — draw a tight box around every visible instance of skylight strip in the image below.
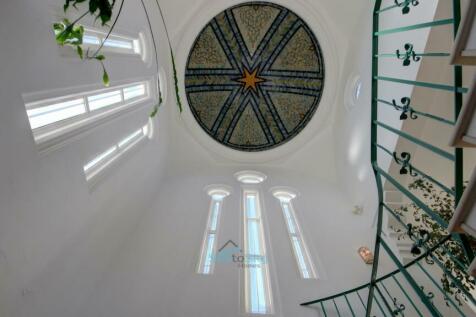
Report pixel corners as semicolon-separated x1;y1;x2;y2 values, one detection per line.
83;121;151;182
27;98;85;118
25;81;150;135
27;98;86;129
82;28;142;57
87;90;123;111
123;84;146;100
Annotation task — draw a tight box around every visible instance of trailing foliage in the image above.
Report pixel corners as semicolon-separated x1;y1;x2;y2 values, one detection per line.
170;51;182;113
53;0;122;87
149;91;162;118
53;0;180;117
393;178;475;306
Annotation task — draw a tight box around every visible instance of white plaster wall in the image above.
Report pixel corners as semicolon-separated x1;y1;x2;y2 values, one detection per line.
0;0;172;316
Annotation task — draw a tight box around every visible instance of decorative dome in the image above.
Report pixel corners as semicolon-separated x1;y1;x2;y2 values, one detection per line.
185;2;325;152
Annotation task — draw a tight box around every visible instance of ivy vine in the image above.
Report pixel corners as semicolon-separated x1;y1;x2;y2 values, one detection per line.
392;178;476;305
53;0;182;117
53;0;125;87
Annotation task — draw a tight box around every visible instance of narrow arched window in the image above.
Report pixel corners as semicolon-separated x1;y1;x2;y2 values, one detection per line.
236;171;273;315
272;188;317;279
197;187;230;275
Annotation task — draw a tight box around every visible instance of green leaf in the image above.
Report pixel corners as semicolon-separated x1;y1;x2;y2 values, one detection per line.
95;54;105;61
53;19;83;46
64;0;72;11
77;46;83;59
150;104;159;118
89;0;99;14
102;67;110;87
170;50;182;113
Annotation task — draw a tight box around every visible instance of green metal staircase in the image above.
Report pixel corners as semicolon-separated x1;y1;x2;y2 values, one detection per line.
301;1;475;316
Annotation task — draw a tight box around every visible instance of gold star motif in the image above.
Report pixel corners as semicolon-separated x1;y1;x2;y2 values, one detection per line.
236;68;265;92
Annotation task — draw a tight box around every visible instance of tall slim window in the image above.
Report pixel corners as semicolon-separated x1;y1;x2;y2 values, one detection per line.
197;188;230;275
243;190;273;314
272;189;316;279
235;171;273;315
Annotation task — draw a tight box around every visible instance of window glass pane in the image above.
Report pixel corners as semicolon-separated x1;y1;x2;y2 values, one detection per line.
202;233;215;274
247;220;261;256
83;121;150;181
198;192;227;275
244;191;272;314
88;90;122;111
292;236;310;278
209;200;220;231
27;98;86;129
249;266;268;314
282;203;297;234
246;194;258;218
123;84;146;100
277;198;316;279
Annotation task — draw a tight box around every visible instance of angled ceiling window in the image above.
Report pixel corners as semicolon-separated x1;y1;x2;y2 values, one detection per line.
197;187;231;275
272;189;316;279
83;121;152;183
83;27;143;58
24;80;152;151
237;171;273;315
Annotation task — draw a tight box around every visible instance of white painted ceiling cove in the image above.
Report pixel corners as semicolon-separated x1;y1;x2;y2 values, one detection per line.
0;1;380;317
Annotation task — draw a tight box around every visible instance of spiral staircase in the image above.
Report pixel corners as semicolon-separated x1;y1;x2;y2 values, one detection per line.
300;1;476;316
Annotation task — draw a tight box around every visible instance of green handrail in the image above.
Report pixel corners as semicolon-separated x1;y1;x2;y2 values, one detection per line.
375;121;455;161
300;1;475;315
374;18;454;36
374;76;468;93
391;275;424;317
376;98;455;126
375;143;455;195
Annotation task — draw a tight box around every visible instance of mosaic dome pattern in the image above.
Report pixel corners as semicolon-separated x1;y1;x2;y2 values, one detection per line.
185;2;325;151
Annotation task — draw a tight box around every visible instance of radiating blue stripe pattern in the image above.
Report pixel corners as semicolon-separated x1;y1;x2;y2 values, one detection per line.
185;2;325;152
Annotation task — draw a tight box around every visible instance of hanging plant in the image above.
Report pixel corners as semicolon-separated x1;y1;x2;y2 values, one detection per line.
53;0;182;116
393;178;476;305
53;0;124;87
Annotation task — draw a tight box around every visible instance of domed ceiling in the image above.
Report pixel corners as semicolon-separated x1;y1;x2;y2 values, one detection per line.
185;2;325;152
